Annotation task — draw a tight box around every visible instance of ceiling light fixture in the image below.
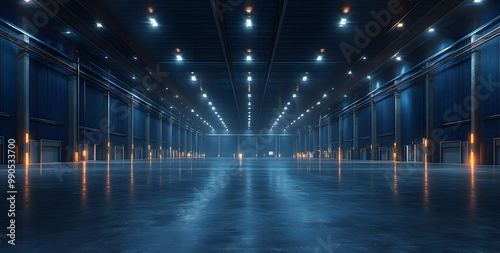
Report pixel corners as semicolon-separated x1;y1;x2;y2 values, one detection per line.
246;18;253;27
149;18;158;27
339;18;347;27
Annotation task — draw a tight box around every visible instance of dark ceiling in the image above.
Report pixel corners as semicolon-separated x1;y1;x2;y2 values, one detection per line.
22;0;456;133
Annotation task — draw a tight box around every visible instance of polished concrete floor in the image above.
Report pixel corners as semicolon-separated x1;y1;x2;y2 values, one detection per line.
0;158;499;252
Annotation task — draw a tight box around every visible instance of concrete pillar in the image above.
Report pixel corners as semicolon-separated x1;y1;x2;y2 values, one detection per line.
103;91;110;160
353;110;359;160
318;116;322;158
145;111;151;158
218;135;221;157
370;100;377;160
159;118;163;158
178;124;181;156
127;102;134;159
67;55;78;162
425;63;434;163
17;35;29;164
196;132;199;157
169;121;173;157
339;116;344;155
394;90;402;161
184;128;187;155
328;119;332;159
190;130;193;155
471;35;481;164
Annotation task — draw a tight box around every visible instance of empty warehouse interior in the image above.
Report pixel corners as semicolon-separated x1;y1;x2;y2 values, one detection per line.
1;0;500;251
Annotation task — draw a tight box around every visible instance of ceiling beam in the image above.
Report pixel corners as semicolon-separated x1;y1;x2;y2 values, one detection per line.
210;0;241;126
257;0;288;128
32;0;208;130
293;0;465;131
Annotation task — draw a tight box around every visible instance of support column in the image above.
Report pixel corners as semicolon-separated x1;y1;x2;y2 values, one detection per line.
190;130;193;155
353;110;359;160
17;35;29;164
184;128;187;155
127;102;134;159
169;121;173;157
425;63;434;163
145;111;151;158
371;100;377;160
103;91;110;160
394;90;402;161
159;118;163;158
177;124;181;157
328;119;332;159
318;116;322;158
471;35;481;164
67;54;78;162
339;116;344;159
196;132;199;157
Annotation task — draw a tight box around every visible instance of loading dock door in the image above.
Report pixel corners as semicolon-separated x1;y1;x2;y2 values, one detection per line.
440;141;461;164
40;140;61;163
116;146;124;160
380;147;388;161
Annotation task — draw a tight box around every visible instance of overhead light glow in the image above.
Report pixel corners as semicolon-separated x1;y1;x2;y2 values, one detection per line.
339;18;347;27
212;107;215;110
287;102;290;105
248;94;252;98
396;56;402;61
246;18;253;27
317;56;323;61
302;76;308;81
149;18;158;27
203;94;207;98
246;55;252;61
397;23;404;28
428;28;435;32
176;55;183;61
191;76;197;81
348;71;352;75
367;76;371;79
293;94;297;98
248;76;252;81
208;101;212;105
96;23;103;28
323;94;327;98
246;7;253;13
317;101;321;105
